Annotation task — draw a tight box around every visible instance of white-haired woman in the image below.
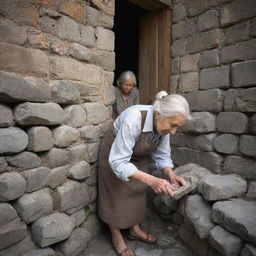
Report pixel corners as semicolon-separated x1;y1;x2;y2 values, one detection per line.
113;70;139;118
98;91;190;256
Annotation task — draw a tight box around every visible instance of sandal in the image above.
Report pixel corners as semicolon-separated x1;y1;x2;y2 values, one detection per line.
127;233;157;244
117;247;136;256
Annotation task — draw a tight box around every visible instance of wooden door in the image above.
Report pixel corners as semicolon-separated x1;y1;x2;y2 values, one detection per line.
139;8;171;104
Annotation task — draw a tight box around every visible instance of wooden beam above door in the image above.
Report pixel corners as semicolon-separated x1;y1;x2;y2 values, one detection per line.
128;0;171;10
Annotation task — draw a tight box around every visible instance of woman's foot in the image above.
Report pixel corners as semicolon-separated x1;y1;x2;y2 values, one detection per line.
129;224;157;244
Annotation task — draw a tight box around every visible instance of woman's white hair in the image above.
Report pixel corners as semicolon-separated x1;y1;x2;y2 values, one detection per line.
153;91;191;119
117;70;137;87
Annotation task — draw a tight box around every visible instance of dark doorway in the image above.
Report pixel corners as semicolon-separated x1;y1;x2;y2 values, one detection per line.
113;0;147;87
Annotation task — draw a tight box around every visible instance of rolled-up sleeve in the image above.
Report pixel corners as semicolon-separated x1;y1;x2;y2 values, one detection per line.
151;134;174;170
108;111;141;181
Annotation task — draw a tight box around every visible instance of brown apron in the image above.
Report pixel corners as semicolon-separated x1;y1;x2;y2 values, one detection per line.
98;111;158;229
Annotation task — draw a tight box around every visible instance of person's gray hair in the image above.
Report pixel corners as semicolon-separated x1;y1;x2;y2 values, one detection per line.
153;91;191;119
117;71;137;87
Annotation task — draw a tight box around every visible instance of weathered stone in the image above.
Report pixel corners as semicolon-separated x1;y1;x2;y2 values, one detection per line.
185;89;224;112
225;22;250;45
180;112;216;133
14;102;67;126
0;104;13;127
187;29;223;54
68;144;87;163
0;172;26;202
216;112;248;134
86;6;99;27
53;180;89;214
247;181;256;199
185;134;216;151
135;248;163;256
58;0;85;22
52;125;80;148
28;31;50;50
240;135;256;157
69;43;91;62
180;54;199;72
250;114;256;134
49;165;68;189
50;39;69;55
199;174;247;201
80;125;101;143
220;39;256;63
200;66;230;90
153;195;178;215
179;72;198;92
103;85;116;105
252;18;256;37
173;19;195;39
0;71;51;103
199;49;219;68
95;27;114;51
14;188;53;224
197;10;219;32
27;126;53;152
174;177;196;200
173;3;186;23
22;167;50;193
0;157;7;173
232;60;256;88
0;203;18;227
50;56;103;85
55;228;90;256
64;105;86;128
212;199;256;244
31;212;74;247
240;243;256;256
90;49;115;71
157;233;176;248
81;214;103;241
84;142;100;163
220;0;256;27
40;16;58;36
104;71;114;86
68;161;91;181
209;225;243;256
171;58;179;75
41;148;69;168
22;248;55;256
50;80;80;104
70;209;86;228
99;119;113;137
82;102;109;125
172;38;187;57
0;43;48;75
79;25;95;47
86;164;97;186
199;151;223;174
214;134;239;154
91;0;114;16
173;147;199;166
170;133;186;147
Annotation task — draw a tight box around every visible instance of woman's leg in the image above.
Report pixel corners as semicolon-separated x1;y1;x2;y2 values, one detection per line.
129;224;157;243
109;225;135;256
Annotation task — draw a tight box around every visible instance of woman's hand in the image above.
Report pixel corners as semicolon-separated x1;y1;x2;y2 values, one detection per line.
163;167;187;187
148;176;175;197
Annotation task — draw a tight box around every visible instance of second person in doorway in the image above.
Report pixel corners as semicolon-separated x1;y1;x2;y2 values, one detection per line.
113;70;140;118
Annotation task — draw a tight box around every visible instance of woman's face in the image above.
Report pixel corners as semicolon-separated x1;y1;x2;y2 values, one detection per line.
120;79;134;95
155;114;186;136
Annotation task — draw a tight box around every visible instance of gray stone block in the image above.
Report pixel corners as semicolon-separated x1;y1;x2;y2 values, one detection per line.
81;215;103;241
53;180;90;214
69;43;91;62
6;151;41;170
199;49;219;69
198;152;223;174
95;27;114;51
250;114;256;134
68;161;91;181
173;147;199;166
90;49;115;71
153;195;178;215
200;66;230;90
100;13;114;30
180;112;216;133
214;134;239;154
80;125;101;143
86;6;99;27
31;212;74;247
86;164;97;186
50;80;80;104
49;165;68;189
198;174;247;201
171;75;179;92
79;25;95;48
64;105;87;128
185;194;215;239
52;125;80;148
22;167;50;193
70;209;86;228
14;188;53;224
68;144;87;163
232;60;256;88
0;127;28;154
171;58;179;75
220;39;256;63
0;157;7;173
14;102;68;126
185;89;224;112
216;112;248;134
173;3;186;23
0;203;18;227
224;155;256;180
40;16;58;36
197;10;219;32
225;22;250;45
157;233;176;248
209;225;243;256
170;133;186;147
172;38;186;57
41;148;69;168
55;228;90;256
103;85;116;105
173;177;197;200
220;0;256;26
0;172;26;202
240;243;256;256
247;181;256;199
22;248;55;256
185;134;216;151
85;142;100;163
212;199;256;244
27;126;53;152
179;72;198;92
0;104;13;127
252;18;256;37
173;19;195;39
240;135;256;157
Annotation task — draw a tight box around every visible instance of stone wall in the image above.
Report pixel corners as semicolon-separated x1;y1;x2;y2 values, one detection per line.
0;0;115;255
170;0;256;181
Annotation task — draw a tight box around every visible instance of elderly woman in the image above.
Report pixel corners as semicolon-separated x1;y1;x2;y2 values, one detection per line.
98;91;190;256
113;70;139;118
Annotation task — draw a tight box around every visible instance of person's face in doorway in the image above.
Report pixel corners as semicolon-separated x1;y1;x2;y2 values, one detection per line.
120;79;134;95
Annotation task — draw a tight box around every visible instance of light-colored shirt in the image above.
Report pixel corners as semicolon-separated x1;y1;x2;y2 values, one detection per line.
109;105;174;181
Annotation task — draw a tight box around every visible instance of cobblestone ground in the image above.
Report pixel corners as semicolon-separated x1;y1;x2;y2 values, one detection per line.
82;209;193;256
